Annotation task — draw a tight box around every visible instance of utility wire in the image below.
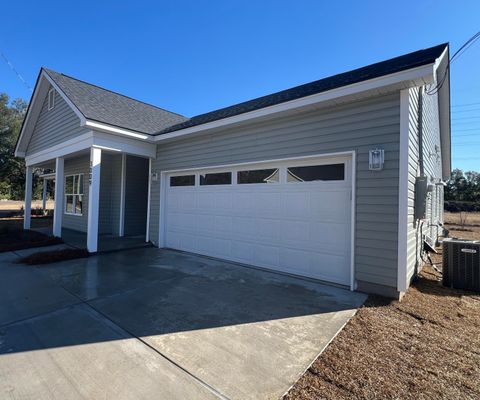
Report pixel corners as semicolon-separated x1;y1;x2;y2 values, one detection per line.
452;102;480;107
426;31;480;95
0;50;33;92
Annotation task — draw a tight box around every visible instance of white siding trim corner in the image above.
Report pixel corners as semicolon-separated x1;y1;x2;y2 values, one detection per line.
145;158;152;242
397;89;410;292
119;153;126;237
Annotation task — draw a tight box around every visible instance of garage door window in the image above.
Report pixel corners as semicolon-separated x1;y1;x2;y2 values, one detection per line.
170;175;195;187
200;172;232;185
287;163;344;182
238;168;279;184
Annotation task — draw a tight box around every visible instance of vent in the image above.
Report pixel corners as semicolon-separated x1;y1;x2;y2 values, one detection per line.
443;238;480;292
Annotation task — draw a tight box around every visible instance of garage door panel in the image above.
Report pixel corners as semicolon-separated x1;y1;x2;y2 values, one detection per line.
281;220;311;242
284;192;309;218
310;191;350;220
164;156;352;286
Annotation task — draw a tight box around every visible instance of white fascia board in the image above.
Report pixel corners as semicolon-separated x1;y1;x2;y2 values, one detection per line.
25;132;94;166
84;120;153;141
154;63;435;142
92;131;156;158
15;75;48;157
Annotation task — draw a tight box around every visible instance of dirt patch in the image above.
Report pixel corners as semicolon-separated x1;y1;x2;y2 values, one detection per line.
285;216;480;400
0;229;62;253
18;248;89;265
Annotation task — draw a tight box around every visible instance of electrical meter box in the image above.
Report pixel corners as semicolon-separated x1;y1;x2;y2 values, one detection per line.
414;176;429;220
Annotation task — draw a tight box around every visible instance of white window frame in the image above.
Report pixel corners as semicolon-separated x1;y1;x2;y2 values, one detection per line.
48;88;55;110
64;173;84;216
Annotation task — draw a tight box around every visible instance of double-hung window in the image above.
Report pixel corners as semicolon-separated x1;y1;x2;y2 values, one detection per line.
65;174;84;215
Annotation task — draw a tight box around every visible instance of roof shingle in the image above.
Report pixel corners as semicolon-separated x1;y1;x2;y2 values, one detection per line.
43;68;187;134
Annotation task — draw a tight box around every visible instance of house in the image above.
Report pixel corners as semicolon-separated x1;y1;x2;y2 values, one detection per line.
14;43;450;299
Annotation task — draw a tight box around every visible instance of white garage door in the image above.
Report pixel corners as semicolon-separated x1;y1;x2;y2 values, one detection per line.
162;155;352;286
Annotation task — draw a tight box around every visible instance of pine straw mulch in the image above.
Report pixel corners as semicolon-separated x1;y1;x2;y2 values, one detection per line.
17;248;89;265
285;230;480;399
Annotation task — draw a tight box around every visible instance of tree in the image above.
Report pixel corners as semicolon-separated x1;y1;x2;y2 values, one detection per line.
0;93;29;200
445;168;480;203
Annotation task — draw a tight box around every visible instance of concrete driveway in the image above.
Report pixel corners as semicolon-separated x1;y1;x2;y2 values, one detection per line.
0;247;366;399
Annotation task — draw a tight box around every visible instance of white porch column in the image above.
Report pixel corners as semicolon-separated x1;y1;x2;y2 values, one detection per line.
23;165;33;230
119;153;126;237
53;157;64;237
42;178;47;213
87;147;101;252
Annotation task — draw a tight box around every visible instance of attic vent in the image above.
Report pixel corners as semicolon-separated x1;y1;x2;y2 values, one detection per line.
48;88;55;110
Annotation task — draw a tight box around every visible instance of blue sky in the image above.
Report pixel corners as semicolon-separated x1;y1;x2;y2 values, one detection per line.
1;0;479;171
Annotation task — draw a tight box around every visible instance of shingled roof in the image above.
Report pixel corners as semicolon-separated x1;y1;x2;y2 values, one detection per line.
43;43;447;137
154;43;448;135
43;68;187;135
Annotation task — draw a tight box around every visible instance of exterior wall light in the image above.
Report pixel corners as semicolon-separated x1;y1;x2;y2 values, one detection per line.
369;149;384;171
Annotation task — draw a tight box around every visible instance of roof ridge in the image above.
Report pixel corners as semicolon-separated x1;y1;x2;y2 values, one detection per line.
42;67;187;120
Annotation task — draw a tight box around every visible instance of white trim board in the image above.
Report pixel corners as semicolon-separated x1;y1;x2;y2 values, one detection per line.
16;61;437;157
397;88;410;293
25;130;156;166
157;150;356;290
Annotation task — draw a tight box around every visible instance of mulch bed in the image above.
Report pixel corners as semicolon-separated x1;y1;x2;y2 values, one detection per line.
18;248;89;265
285;225;480;400
0;230;63;253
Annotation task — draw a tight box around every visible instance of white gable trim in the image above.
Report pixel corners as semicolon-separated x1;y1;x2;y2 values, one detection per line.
42;71;86;124
15;70;87;157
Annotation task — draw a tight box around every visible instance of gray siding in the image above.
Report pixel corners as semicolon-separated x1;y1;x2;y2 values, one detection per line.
99;153;122;235
124;156;149;236
63;155;90;232
150;94;401;289
26;86;88;155
405;87;443;283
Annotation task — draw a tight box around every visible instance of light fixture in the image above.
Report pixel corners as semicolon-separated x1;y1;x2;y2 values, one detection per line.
369;149;384;171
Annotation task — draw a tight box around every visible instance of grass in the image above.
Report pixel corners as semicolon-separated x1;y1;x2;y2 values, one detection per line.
285;212;480;400
18;248;89;265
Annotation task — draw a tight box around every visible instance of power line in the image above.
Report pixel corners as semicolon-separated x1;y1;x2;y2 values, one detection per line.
426;31;480;95
452;102;480;108
452;116;480;121
451;108;480;113
0;50;32;92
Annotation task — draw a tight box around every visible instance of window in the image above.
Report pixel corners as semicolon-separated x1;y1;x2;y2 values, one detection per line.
238;168;279;184
65;174;84;215
287;163;344;182
48;89;55;110
200;172;231;185
170;175;195;187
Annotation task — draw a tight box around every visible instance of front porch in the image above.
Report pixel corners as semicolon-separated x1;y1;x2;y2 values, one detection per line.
24;144;154;253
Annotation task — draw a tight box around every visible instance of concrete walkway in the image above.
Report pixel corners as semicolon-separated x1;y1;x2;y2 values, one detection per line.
0;247;366;399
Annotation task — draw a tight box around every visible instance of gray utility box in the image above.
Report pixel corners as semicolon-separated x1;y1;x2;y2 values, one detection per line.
443;238;480;292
